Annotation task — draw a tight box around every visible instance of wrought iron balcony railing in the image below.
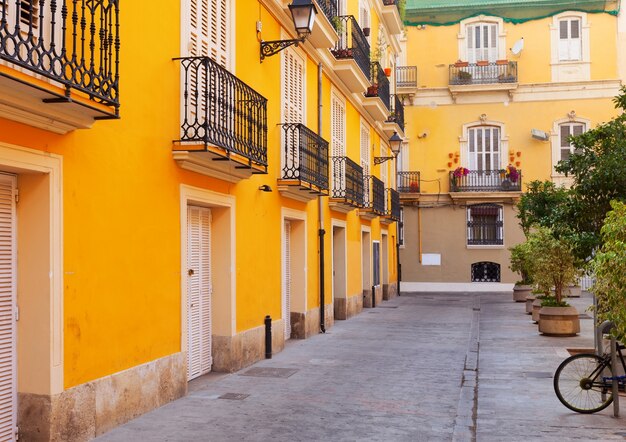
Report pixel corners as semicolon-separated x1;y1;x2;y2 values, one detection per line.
450;170;522;192
449;61;518;86
315;0;337;24
386;188;400;221
396;66;417;88
365;62;390;110
397;171;420;193
0;0;120;114
175;56;268;170
331;15;370;80
387;94;404;132
331;156;363;207
281;123;329;192
363;175;385;214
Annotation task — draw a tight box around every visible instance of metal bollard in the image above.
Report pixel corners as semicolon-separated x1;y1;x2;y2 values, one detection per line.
372;285;376;308
264;315;272;359
611;336;620;417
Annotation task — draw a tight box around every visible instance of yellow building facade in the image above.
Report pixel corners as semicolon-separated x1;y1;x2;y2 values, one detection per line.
397;1;623;290
0;0;402;439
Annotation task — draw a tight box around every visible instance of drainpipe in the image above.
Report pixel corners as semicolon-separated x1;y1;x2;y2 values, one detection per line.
396;157;402;296
318;62;326;333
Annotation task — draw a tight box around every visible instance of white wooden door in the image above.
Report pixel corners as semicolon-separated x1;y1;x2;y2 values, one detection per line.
331;95;346;193
0;174;17;441
468;126;500;171
187;206;212;381
467;23;497;63
558;18;581;61
282;221;292;340
360;122;370;205
281;48;305;173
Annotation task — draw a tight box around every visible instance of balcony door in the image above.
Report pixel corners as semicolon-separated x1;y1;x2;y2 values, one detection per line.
467;126;500;171
331;94;346;194
467;23;498;63
281;47;305;175
360;122;370;206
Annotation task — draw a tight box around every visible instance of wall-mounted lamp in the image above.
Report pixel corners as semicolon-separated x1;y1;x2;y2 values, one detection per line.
258;185;273;192
374;132;403;165
260;0;317;62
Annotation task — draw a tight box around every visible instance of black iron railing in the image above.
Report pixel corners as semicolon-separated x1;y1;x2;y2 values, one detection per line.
387;188;400;221
450;170;522;192
397;171;420;193
175;56;268;169
365;62;390;110
331;156;363;206
0;0;120;114
315;0;337;24
363;175;385;214
396;66;417;88
449;61;518;85
387;94;404;132
331;15;370;80
281;123;329;192
467;204;503;245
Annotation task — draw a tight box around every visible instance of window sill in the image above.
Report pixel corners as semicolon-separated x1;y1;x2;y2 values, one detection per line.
466;245;505;250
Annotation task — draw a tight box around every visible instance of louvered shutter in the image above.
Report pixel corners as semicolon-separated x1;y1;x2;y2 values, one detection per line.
282;48;305;172
468;127;499;171
468;23;497;63
187;206;212;381
0;174;16;441
559;18;581;61
283;221;291;340
380;145;388;212
331;96;346;192
360;123;370;205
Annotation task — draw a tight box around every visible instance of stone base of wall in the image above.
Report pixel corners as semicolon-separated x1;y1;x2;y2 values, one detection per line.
18;352;187;442
383;282;398;300
374;285;383;306
334;297;347;320
362;288;373;308
323;303;334;330
348;293;362;318
334;294;362;320
213;319;285;372
291;304;335;337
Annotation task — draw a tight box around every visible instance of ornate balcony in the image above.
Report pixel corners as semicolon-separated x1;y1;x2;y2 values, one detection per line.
397;171;420;192
280;0;338;48
329;156;363;213
383;94;404;137
277;123;329;202
379;0;403;34
0;0;120;133
330;15;370;93
396;66;417;91
449;169;522;203
360;175;385;219
173;56;268;183
363;62;390;121
448;61;518;100
381;188;400;224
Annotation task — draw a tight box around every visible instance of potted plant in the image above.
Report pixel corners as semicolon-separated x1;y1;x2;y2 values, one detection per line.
366;83;379;97
362;27;370;37
409;180;419;192
456;70;472;84
527;227;580;336
451;166;469;188
509;241;533;302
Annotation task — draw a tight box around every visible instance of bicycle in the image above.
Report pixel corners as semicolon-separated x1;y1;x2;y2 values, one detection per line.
553;343;626;413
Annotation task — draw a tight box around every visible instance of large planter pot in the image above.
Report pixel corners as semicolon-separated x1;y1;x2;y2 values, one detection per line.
538;306;580;336
565;285;582;298
532;299;542;323
525;295;536;315
513;284;531;302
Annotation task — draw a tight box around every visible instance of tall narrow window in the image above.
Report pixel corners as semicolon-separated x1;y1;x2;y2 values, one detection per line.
467;126;500;171
187;0;230;65
558;18;581;61
467;23;498;63
559;122;584;162
331;94;346;192
360;122;370;205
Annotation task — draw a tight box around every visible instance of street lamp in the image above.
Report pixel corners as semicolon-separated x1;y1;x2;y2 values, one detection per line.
260;0;317;62
374;131;403;165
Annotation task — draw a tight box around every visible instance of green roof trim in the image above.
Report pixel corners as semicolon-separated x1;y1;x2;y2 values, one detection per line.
405;0;620;26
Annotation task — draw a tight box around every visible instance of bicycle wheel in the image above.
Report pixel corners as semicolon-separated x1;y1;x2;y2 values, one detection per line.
553;353;613;414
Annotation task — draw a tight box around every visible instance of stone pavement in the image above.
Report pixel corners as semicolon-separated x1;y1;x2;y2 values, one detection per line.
97;292;625;442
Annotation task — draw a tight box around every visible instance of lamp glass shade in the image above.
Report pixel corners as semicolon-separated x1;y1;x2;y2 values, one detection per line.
289;1;317;35
389;131;403;156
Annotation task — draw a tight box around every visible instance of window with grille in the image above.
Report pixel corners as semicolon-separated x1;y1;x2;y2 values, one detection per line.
559;122;584;162
467;204;503;245
558;18;581;61
471;262;501;282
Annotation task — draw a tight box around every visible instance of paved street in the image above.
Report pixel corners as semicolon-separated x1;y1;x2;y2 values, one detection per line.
97;292;625;441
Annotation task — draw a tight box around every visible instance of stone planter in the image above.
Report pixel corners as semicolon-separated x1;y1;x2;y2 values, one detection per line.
531;299;542;323
513;284;531;302
525;295;536;315
565;285;582;298
538;306;580;336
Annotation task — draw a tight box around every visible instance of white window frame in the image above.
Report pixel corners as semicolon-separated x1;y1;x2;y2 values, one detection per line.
280;43;307;173
459;119;508;171
550;12;590;82
550;115;590;182
331;89;346;194
466;203;504;248
457;16;506;62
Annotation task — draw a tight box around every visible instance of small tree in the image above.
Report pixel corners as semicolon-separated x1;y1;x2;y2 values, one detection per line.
591;200;626;341
526;227;578;305
516;180;569;237
509;241;533;285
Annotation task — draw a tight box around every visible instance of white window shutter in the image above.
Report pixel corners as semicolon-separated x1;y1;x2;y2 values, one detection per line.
200;208;212;374
331;96;346;191
281;48;305;173
0;174;16;441
283;221;292;340
360;123;370;204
